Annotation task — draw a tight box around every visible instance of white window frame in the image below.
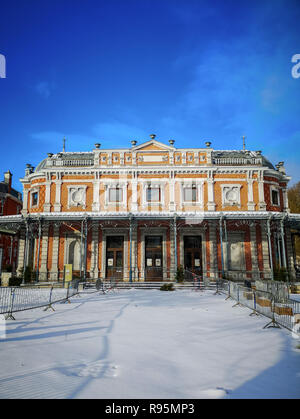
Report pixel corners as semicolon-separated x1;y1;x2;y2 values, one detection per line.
108;187;123;203
180;181;204;209
270;186;280;207
146;187;161;203
31;188;39;208
141;181;166;208
103;182;127;207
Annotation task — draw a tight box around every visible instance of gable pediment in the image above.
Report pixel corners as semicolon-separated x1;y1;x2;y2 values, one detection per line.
132;140;175;152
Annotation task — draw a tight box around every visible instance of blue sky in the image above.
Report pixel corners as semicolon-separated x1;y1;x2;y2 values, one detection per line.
0;0;300;192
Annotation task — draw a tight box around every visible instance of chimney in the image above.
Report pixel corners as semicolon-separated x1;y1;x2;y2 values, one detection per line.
4;170;12;192
25;164;33;176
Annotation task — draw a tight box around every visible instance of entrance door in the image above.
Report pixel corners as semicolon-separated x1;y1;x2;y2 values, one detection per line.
184;236;202;276
106;236;124;279
145;236;163;281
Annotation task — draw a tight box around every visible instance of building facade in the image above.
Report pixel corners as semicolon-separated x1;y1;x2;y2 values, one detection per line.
0;171;22;275
1;136;299;282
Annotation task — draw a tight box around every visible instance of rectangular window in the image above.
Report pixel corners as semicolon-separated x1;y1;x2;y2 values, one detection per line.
146;187;160;202
184;187;197;202
272;190;279;206
31;192;38;207
109;188;123;202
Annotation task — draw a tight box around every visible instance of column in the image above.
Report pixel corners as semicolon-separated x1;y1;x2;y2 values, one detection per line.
90;223;99;279
131;172;138;212
209;221;217;278
16;225;26;275
285;225;296;279
54;175;62;212
92;179;100;211
50;224;60;280
219;217;225;277
247;171;255;211
39;223;49;281
258;170;266;211
44;181;51;212
169;171;176;212
282;188;289;212
170;218;176;280
21;188;29;215
250;223;259;279
207;171;216;211
261;220;271;278
131;221;138;280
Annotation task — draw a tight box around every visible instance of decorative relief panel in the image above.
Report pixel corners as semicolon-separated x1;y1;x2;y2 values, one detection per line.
67;186;87;209
222;185;242;207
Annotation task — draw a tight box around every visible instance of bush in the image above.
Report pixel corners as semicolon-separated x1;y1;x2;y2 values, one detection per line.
9;277;22;287
175;265;184;283
160;283;175;291
273;265;289;282
24;266;33;283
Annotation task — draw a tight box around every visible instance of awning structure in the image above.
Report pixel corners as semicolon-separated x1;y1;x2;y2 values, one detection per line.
1;211;300;283
1;211;300;223
0;211;300;228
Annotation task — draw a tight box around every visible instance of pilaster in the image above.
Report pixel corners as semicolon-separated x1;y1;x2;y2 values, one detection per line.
39;223;50;281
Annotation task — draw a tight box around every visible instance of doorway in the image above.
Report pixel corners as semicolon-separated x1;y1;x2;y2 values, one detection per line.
184;236;202;276
145;236;163;280
106;236;124;279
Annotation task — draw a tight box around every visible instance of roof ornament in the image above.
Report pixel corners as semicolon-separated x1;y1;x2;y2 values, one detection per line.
169;139;175;146
150;134;156;140
242;135;246;151
62;136;66;152
131;140;137;146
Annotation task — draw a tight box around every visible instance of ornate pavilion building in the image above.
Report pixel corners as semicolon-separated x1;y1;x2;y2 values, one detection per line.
1;135;299;282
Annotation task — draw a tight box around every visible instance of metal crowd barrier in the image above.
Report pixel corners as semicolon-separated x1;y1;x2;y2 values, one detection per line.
223;281;300;334
0;280;80;319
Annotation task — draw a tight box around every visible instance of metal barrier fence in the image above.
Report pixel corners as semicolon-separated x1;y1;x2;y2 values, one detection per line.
223;281;300;334
0;280;80;319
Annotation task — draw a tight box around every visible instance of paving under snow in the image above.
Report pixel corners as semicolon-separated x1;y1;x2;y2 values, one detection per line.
0;288;299;399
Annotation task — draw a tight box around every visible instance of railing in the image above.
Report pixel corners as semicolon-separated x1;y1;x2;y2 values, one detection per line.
0;280;80;319
61;159;94;166
212;157;262;166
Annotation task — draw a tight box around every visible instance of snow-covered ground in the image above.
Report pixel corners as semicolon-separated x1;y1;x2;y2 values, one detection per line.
0;289;299;399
